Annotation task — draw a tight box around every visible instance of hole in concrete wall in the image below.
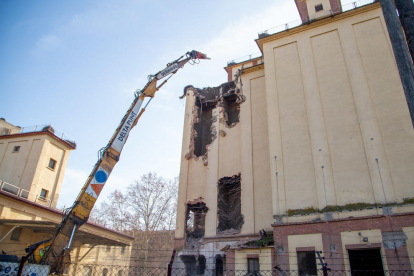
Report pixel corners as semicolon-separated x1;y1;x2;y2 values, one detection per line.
217;174;244;234
193;108;213;157
187;81;245;159
185;200;208;239
222;93;239;126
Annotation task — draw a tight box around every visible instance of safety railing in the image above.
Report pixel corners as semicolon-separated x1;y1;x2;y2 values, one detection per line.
1;124;76;148
258;0;376;38
0;180;58;209
227;52;263;66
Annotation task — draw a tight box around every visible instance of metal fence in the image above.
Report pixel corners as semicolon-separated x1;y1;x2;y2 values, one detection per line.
2;262;414;276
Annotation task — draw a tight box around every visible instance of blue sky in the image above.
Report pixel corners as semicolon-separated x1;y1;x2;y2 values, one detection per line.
0;0;306;208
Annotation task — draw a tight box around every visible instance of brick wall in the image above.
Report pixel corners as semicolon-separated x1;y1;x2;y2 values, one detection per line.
273;213;414;271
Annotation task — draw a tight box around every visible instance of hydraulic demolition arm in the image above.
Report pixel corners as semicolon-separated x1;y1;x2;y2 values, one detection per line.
33;50;209;272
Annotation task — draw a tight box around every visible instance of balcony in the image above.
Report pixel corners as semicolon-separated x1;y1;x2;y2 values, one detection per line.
0;180;59;209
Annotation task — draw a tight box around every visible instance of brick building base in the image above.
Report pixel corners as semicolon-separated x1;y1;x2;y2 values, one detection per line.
272;212;414;271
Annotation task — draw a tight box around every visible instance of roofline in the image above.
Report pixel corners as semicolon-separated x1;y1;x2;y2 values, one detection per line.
223;56;263;71
255;1;380;51
0;131;76;150
0;190;134;240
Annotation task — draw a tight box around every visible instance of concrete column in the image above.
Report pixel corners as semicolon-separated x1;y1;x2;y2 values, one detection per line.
175;91;195;239
205;107;220;237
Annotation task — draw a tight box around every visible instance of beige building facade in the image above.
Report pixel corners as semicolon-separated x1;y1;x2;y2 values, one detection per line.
0;119;133;272
174;0;414;274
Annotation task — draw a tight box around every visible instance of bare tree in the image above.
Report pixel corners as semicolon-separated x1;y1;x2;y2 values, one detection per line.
90;173;178;269
127;173;178;269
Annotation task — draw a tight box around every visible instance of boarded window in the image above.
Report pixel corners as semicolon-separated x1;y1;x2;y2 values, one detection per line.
315;4;323;12
217;174;244;234
11;227;21;241
248;258;260;273
297;251;317;276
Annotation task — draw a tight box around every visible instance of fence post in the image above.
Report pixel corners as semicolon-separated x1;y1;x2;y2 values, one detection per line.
167;250;176;276
316;251;330;276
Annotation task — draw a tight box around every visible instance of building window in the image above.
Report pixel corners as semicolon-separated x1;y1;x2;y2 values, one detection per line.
106;245;111;251
39;189;48;200
248;258;260;274
102;268;108;276
48;158;57;170
118;271;123;276
121;247;125;254
297;251;317;276
315;4;324;12
11;227;22;241
348;249;384;275
13;146;20;152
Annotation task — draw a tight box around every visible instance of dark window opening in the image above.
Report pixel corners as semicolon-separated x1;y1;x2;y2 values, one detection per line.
48;158;56;170
248;258;260;274
102;268;108;276
217;174;244;234
348;249;384;276
222;93;240;126
193;107;213;157
121;246;125;254
215;256;224;276
13;146;20;152
315;4;323;12
180;255;205;276
39;189;48;200
106;245;111;251
297;251;317;276
185;201;208;239
11;227;21;241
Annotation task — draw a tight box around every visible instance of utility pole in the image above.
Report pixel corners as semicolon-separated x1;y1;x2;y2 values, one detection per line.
380;0;414;127
394;0;414;63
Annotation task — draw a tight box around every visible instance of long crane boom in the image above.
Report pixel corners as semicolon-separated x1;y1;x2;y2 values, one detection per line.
37;50;209;272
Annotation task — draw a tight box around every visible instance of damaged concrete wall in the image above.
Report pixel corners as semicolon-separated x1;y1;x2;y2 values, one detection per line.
176;66;273;242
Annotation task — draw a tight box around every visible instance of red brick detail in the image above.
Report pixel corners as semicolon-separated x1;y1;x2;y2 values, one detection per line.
225;67;233;82
345;243;381;249
329;0;342;14
273;214;414;271
246;254;259;258
173;238;184;250
271;247;276;270
226;249;236;275
297;0;309;22
252;60;257;66
296;246;316;252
